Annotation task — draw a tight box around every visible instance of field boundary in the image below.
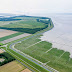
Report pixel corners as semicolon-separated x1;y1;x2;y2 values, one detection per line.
6;18;55;72
12;43;59;72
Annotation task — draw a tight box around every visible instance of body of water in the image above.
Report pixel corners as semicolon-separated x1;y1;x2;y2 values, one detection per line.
40;14;72;58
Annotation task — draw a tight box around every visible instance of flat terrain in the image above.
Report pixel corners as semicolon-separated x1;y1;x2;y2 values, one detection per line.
0;32;24;42
1;20;45;28
1;16;64;72
0;21;19;26
0;61;26;72
1;33;31;44
0;29;17;38
0;17;48;34
15;35;72;72
21;68;32;72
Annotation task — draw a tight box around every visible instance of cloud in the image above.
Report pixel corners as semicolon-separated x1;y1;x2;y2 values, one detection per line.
0;0;72;14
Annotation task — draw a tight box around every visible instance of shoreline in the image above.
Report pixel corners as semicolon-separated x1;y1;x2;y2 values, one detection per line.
40;17;72;58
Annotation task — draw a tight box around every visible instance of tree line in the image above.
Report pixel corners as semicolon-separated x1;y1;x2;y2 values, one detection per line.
0;52;15;66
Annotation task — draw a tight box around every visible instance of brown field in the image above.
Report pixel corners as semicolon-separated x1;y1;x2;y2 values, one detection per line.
0;29;17;38
0;49;4;53
0;61;26;72
21;68;32;72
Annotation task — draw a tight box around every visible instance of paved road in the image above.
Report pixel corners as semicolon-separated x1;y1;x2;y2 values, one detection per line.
9;26;54;72
1;33;31;44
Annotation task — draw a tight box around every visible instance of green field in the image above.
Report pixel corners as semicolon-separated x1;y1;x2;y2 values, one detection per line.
15;34;72;72
1;20;45;28
0;17;49;34
1;16;71;72
0;21;19;26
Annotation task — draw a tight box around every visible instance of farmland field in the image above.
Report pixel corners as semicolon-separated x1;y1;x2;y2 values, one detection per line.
0;16;62;72
0;29;17;38
15;34;72;72
0;16;49;34
1;33;31;44
0;61;26;72
0;32;24;42
1;20;45;28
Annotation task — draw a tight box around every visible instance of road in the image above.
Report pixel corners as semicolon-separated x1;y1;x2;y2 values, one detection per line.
8;25;54;72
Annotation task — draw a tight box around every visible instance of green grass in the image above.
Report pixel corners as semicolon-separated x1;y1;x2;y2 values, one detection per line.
14;17;37;20
0;20;46;29
0;21;19;26
0;43;3;46
0;16;54;72
0;17;50;34
0;32;24;41
2;47;49;72
15;34;72;72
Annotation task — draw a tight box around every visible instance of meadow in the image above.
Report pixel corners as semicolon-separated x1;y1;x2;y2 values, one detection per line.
1;20;45;28
0;16;58;72
0;16;49;34
15;34;72;72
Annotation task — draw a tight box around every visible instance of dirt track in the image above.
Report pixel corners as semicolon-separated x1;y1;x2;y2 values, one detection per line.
1;33;31;44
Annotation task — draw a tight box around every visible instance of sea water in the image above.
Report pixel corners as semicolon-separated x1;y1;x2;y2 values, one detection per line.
40;14;72;58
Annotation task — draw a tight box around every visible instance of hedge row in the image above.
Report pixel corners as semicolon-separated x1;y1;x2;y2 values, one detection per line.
0;52;15;66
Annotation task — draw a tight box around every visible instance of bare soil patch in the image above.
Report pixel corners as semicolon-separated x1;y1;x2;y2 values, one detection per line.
0;29;17;38
0;61;26;72
1;33;31;44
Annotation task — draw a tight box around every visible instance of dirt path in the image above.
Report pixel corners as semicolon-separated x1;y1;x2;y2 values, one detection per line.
1;33;31;44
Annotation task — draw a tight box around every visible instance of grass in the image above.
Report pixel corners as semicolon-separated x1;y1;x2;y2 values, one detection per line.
15;34;72;72
0;16;54;72
0;43;3;46
6;48;49;72
0;32;24;41
0;17;50;34
14;17;37;20
0;21;19;26
0;20;46;29
6;19;53;45
0;61;26;72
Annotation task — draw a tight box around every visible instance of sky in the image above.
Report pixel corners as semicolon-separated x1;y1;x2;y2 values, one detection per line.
0;0;72;15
